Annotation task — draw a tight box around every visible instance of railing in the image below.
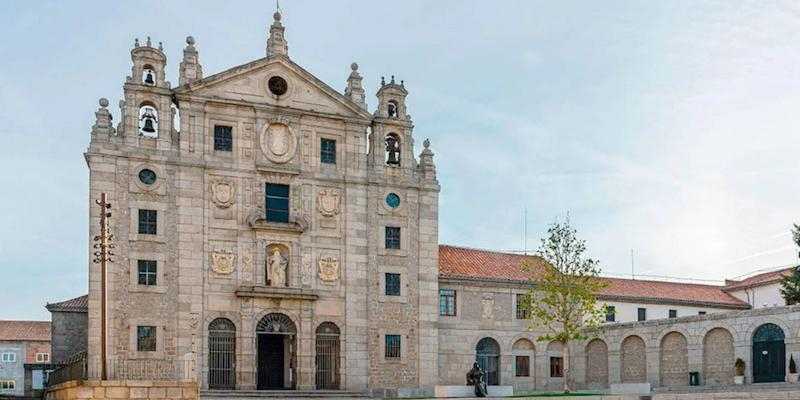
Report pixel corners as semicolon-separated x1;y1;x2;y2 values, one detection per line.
47;352;88;386
48;354;194;386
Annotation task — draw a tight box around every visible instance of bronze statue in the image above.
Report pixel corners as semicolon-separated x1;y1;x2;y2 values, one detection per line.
466;362;488;397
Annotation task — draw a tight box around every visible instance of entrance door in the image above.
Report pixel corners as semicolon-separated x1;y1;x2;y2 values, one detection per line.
476;337;501;385
753;323;786;383
315;322;340;389
257;335;285;390
208;318;236;389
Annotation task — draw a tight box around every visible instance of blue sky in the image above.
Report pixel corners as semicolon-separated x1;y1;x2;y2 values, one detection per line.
1;1;798;320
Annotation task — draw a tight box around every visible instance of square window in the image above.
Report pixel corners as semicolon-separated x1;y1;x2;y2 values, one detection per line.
515;355;530;377
35;353;49;363
385;273;401;296
1;353;15;362
385;334;401;359
439;289;456;316
605;305;616;322
550;356;563;378
637;307;647;322
1;380;15;390
516;293;531;319
137;326;157;352
385;227;401;249
265;184;290;223
668;309;677;319
214;125;233;152
320;138;336;164
137;260;157;286
138;209;157;235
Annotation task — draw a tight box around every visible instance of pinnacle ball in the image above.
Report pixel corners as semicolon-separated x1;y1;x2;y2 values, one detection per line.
99;98;109;107
351;62;358;71
186;36;195;45
274;11;282;21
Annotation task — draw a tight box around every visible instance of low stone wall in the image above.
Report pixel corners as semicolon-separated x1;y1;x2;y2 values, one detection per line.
45;380;199;400
459;391;800;400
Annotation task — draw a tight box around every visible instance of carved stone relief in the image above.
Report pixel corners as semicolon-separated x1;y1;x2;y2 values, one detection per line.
318;256;340;284
481;293;494;319
241;247;254;282
260;116;296;164
211;249;236;275
210;179;236;208
317;188;340;217
300;257;312;286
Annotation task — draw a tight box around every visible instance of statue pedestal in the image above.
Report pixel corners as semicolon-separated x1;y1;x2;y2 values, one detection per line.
434;385;513;398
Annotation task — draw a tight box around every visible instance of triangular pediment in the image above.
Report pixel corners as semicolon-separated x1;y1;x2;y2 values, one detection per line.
174;56;371;120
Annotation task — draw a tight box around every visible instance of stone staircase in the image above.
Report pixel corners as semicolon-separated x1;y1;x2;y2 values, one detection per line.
653;382;800;393
201;389;370;400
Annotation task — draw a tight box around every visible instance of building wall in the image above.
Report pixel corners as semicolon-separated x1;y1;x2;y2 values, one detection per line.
0;342;25;396
727;283;786;309
50;311;88;364
25;341;51;364
601;301;734;323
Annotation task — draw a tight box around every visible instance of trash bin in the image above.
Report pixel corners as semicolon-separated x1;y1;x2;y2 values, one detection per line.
689;371;700;386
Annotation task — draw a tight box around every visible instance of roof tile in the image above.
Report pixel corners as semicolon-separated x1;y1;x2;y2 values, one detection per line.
0;321;50;342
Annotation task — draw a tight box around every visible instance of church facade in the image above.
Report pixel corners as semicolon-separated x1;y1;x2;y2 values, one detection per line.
84;11;797;397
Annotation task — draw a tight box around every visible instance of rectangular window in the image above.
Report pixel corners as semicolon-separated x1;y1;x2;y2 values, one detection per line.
385;334;401;359
213;125;233;152
385;227;401;249
35;353;49;363
137;260;157;286
137;326;157;352
550;357;563;378
265;184;290;223
605;305;616;322
0;380;15;390
1;353;16;362
439;289;456;316
385;273;401;296
320;138;336;164
637;307;647;322
516;293;531;319
138;209;157;235
515;355;530;377
698;311;707;315
668;309;677;319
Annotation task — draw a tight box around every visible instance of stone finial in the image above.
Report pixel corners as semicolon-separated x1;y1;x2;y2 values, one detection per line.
99;98;109;108
180;35;203;85
419;138;436;180
381;76;386;86
266;10;288;57
92;97;115;140
134;38;140;48
345;62;367;111
390;75;395;84
423;138;430;149
158;41;163;51
146;36;152;47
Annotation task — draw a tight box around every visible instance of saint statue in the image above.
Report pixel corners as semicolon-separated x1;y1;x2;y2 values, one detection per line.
466;362;488;398
267;248;287;287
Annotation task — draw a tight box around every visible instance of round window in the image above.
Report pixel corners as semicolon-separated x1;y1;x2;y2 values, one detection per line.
138;169;157;185
385;193;401;209
268;76;288;96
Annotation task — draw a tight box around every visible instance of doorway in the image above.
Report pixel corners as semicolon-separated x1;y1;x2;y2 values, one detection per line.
753;323;785;383
256;313;297;390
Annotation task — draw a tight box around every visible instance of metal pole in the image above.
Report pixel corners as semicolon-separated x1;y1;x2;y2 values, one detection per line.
94;193;113;381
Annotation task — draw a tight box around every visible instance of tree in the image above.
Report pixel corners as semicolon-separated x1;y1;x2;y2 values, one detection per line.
521;218;609;393
779;224;800;304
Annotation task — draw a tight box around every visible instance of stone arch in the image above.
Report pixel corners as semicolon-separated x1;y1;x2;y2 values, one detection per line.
585;339;609;389
703;327;734;386
385;132;401;165
657;325;697;347
138;103;159;137
660;331;688;387
745;319;792;344
621;335;647;383
476;337;501;385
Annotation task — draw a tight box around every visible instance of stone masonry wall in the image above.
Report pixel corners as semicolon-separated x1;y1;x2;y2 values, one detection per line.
51;311;88;364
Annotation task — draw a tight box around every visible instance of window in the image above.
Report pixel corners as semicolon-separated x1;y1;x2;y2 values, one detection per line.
138;169;157;185
549;357;563;378
320;138;336;164
516;293;530;319
138;209;157;235
137;260;157;286
0;380;15;390
385;227;401;249
698;311;707;316
214;125;232;152
637;307;647;322
137;326;157;352
668;309;677;319
1;353;15;362
385;273;401;296
265;184;290;223
385;334;401;359
439;289;456;316
605;305;616;322
387;100;398;118
35;353;49;363
515;355;530;377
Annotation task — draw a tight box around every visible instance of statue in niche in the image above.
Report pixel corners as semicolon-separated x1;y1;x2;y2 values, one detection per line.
466;362;488;397
267;247;288;287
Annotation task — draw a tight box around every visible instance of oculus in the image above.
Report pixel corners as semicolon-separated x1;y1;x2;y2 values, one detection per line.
268;76;288;96
385;193;401;209
138;169;157;185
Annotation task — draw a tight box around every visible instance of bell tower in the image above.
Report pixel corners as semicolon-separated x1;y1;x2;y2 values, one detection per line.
369;76;414;175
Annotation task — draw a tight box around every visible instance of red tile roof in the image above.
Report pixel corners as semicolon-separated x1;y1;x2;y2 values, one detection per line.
46;294;88;312
438;245;748;309
723;267;794;292
0;321;51;342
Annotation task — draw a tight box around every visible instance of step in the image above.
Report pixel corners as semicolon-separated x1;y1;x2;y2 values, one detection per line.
201;389;370;399
653;382;800;393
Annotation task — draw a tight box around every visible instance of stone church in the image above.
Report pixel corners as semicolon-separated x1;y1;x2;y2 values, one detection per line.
83;10;799;398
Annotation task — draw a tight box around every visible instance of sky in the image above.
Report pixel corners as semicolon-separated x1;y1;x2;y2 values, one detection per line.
1;0;799;320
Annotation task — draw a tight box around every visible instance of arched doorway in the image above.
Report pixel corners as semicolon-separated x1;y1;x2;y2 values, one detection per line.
753;323;785;383
256;313;297;390
476;337;501;385
208;318;236;389
315;322;341;389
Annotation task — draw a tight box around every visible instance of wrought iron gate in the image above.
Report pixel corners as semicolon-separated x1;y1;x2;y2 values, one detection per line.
315;322;340;389
209;318;236;389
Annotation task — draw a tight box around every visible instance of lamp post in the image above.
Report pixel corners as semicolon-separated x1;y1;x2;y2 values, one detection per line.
93;193;114;380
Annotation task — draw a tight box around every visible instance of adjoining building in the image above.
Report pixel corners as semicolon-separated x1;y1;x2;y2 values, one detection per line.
45;295;88;365
723;266;796;309
0;321;52;397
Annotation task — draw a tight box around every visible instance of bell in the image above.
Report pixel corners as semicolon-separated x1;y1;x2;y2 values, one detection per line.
144;70;154;85
385;136;400;165
142;118;155;133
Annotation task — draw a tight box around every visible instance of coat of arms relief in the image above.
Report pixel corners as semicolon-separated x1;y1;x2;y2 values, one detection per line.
260;116;297;164
211;249;236;275
317;188;340;217
318;256;340;284
210;179;236;208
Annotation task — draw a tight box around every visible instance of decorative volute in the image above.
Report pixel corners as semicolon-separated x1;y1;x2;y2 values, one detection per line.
266;11;288;57
179;36;203;86
345;62;367;110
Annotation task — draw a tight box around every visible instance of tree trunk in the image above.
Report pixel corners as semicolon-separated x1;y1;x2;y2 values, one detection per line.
563;340;571;393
